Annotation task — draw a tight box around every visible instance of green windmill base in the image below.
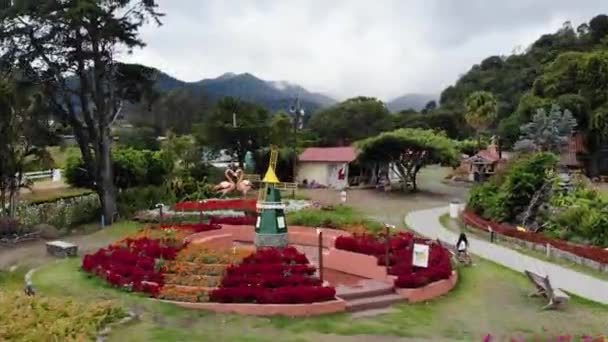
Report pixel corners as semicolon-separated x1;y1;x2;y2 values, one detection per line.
255;186;288;247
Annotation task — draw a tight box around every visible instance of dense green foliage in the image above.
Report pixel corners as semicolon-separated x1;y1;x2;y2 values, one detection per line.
65;148;173;189
309;97;392;146
438;15;608;150
467;152;559;222
115;126;161;151
545;183;608;246
357;128;459;191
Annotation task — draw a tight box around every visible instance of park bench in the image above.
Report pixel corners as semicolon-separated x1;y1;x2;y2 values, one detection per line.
524;270;569;310
46;240;78;258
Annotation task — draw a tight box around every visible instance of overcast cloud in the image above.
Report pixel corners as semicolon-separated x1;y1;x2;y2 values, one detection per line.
121;0;608;101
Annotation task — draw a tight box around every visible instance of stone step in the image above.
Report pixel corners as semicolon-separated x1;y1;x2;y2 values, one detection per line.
346;293;404;312
336;283;394;301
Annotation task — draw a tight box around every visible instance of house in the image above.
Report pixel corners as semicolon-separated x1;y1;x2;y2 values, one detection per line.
297;146;358;189
460;142;510;182
558;133;587;172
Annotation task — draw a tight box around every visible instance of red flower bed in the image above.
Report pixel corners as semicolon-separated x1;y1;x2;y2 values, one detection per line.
209;247;336;304
335;232;453;289
174;199;257;212
160;222;222;233
209;216;257;226
463;210;608;264
82;237;182;296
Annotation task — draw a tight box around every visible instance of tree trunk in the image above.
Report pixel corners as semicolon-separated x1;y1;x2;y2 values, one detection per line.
477;134;482;153
97;133;117;225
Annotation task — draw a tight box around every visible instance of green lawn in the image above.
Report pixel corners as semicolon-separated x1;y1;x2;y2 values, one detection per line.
29;256;608;341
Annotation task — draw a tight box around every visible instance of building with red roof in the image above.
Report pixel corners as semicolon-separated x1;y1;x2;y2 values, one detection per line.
297;146;358;189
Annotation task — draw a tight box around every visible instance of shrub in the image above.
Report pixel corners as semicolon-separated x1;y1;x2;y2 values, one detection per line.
209;247;335;304
0;218;24;237
288;206;382;234
0;292;125;341
117;185;176;217
466;152;558;222
65;148;173;189
16;193;100;228
335;232;453;289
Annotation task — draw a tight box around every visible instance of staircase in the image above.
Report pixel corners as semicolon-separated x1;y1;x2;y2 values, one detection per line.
336;280;403;313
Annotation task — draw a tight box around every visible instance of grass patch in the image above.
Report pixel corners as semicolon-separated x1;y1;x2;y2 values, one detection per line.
440;214;608;282
21;186;93;203
48;146;81;169
287;205;382;233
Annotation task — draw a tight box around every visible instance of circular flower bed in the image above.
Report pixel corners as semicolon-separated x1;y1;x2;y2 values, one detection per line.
82;224;336;306
334;232;453;288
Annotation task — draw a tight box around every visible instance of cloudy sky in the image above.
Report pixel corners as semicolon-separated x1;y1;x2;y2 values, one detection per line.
122;0;608;101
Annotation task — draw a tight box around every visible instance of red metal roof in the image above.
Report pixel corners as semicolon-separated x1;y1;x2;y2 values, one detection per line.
298;146;358;163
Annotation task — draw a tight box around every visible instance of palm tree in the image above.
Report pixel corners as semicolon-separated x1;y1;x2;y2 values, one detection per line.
464;91;498;151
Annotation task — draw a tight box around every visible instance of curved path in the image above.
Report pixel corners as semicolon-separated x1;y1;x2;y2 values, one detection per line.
405;206;608;305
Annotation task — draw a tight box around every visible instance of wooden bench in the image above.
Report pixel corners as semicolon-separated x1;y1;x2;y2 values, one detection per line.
525;270;569;310
46;240;78;258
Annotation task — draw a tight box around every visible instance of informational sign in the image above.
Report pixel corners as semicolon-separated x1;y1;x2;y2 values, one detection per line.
412;243;430;268
256;217;261;228
277;216;286;229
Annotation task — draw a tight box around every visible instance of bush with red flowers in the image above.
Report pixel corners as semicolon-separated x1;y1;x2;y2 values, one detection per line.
160;222;221;233
82;235;184;296
209;215;257;226
174;199;257;212
335;232;453;289
209;247;336;304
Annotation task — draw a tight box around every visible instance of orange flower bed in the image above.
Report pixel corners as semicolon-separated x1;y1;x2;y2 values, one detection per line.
164;274;222;287
174;244;253;265
158;285;210;303
164;262;229;277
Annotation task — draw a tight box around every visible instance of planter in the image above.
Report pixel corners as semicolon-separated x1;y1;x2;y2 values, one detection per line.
157;298;347;317
323;248;391;283
396;271;458;303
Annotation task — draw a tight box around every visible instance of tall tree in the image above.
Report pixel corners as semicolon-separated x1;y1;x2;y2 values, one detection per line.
0;0;163;224
198;96;270;167
0;74;54;217
308;96;392;146
514;105;577;152
464;91;498;150
269;111;293;147
357;128;459;191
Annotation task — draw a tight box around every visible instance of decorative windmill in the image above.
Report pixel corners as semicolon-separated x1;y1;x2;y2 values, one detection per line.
255;146;297;247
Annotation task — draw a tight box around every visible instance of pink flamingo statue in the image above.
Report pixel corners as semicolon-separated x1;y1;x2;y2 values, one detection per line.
214;169;236;197
235;169;253;198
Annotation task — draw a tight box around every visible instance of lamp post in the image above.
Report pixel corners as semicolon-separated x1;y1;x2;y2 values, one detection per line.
384;223;395;275
289;97;305;197
316;227;324;283
155;203;164;225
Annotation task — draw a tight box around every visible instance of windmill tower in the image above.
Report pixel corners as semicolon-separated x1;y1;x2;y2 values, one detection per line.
255;146;297;247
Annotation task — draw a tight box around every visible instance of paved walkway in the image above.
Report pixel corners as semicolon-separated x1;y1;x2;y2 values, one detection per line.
405;206;608;305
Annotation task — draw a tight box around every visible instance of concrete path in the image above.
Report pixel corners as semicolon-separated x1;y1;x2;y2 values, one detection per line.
405;206;608;305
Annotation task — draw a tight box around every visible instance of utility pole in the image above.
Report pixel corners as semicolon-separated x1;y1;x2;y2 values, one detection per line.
289;96;305;197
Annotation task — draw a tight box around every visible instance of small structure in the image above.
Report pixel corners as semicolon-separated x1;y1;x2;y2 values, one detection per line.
460;141;509;182
297;147;358;189
255;147;296;247
46;240;78;258
558;133;587;172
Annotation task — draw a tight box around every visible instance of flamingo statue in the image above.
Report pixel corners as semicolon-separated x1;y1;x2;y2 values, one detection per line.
214;169;237;197
235;169;253;198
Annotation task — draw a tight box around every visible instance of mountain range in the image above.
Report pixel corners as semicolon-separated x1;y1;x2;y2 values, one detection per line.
149;69;435;114
153;71;337;113
385;93;437;112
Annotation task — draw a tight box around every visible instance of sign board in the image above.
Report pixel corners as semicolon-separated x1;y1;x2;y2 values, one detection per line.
412;243;429;268
256;217;261;228
277;216;286;229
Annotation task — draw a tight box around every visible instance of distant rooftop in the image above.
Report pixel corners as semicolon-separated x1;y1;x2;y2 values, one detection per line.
298;146;358;163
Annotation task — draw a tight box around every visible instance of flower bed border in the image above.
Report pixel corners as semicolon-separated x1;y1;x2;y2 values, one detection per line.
157;298;347;317
395;271;458;303
462;210;608;270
